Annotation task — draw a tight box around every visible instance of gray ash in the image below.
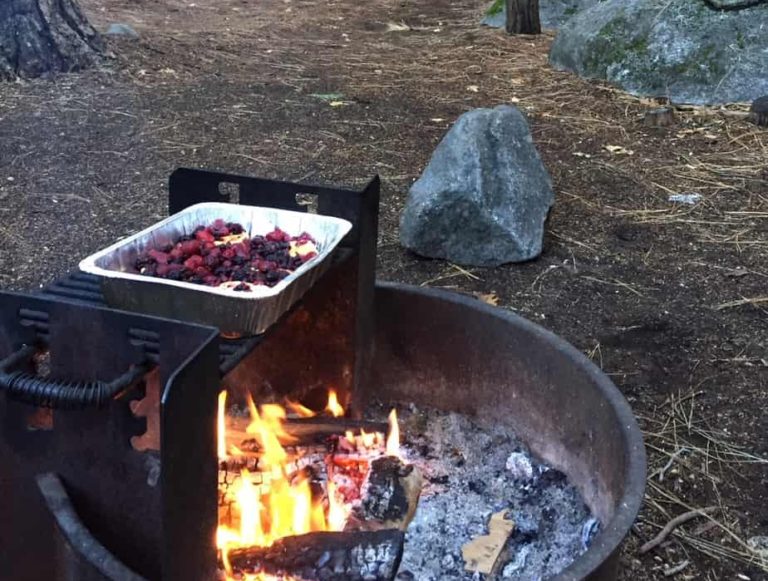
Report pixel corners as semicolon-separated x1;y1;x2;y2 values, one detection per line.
386;405;597;580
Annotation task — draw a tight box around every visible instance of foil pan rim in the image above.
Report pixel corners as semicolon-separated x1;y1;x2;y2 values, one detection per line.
78;202;352;299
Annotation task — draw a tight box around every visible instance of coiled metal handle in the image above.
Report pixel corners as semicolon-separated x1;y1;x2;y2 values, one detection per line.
0;345;151;410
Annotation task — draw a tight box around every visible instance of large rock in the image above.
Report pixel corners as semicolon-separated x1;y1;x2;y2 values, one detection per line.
482;0;600;29
549;0;768;105
399;105;554;267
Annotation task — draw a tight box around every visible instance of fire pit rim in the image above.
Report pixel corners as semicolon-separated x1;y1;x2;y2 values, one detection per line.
375;282;647;581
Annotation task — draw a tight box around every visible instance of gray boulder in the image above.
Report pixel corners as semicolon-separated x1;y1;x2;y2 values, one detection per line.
399;105;554;267
483;0;600;29
549;0;768;105
105;23;139;39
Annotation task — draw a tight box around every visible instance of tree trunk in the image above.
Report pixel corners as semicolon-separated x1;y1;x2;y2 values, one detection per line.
505;0;541;34
0;0;104;81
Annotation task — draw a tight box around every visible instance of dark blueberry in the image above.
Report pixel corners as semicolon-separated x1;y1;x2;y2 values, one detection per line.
193;225;206;233
265;271;279;283
227;222;244;234
232;270;248;281
277;241;290;250
233;282;250;292
232;256;246;266
178;234;194;242
277;270;290;280
188;276;203;284
167;270;183;281
277;257;289;268
162;244;174;253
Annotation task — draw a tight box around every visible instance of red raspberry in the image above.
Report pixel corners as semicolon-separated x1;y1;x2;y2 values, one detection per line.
148;249;169;264
184;255;204;270
195;229;215;243
180;239;201;255
266;228;285;242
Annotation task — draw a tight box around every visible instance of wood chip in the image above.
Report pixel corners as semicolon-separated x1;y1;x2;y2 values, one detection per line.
476;292;499;306
462;510;515;574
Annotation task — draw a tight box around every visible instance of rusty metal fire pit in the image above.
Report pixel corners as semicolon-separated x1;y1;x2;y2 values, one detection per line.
0;168;644;581
369;283;646;581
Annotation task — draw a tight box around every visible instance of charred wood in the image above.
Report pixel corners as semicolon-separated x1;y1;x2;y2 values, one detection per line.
227;529;405;581
349;456;422;532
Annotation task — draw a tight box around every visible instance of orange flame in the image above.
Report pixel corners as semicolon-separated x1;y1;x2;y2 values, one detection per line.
326;389;344;417
386;409;401;458
217;391;404;580
218;391;228;461
285;399;316;418
325;390;344;417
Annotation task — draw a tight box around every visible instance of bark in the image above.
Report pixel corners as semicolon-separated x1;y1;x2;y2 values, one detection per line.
0;0;104;81
505;0;541;35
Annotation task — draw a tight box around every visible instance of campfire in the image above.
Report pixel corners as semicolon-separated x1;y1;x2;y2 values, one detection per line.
216;389;418;580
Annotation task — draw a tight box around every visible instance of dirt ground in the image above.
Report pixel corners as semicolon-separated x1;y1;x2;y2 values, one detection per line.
0;0;766;578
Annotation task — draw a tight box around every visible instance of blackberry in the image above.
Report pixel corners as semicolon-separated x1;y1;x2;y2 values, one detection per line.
227;222;244;234
233;282;250;291
265;271;279;283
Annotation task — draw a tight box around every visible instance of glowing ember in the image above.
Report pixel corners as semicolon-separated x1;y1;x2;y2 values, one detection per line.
217;389;403;579
326;389;344;417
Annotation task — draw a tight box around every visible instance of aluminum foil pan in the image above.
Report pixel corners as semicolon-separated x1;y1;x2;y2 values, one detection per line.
78;202;353;335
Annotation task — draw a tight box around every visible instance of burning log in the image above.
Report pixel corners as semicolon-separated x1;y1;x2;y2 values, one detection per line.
227;416;388;447
348;456;423;532
227;529;405;581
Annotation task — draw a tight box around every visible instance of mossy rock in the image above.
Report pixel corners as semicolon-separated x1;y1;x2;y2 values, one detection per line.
549;0;768;104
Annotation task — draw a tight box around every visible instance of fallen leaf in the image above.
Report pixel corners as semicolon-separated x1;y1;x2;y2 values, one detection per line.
466;85;479;93
430;118;445;122
573;151;592;158
724;267;749;278
385;21;411;32
329;101;347;107
510;96;520;103
476;292;499;306
604;145;634;155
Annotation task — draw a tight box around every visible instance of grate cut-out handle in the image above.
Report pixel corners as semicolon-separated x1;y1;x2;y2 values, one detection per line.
0;345;151;410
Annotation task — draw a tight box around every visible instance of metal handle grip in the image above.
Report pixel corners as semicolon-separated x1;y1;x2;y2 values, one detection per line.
0;345;151;410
